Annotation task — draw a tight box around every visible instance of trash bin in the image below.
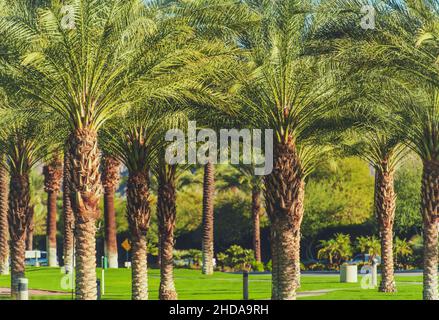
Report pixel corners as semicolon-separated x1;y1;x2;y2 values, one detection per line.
340;264;358;283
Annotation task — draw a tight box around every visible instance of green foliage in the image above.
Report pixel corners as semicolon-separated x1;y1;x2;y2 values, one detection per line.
174;249;202;269
216;245;255;272
317;233;353;266
394;237;414;269
394;160;423;235
251;261;265;272
303;158;374;238
356;236;381;261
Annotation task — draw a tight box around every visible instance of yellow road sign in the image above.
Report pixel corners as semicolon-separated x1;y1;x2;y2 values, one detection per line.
121;239;131;252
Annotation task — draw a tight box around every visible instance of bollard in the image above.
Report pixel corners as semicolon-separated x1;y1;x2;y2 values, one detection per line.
372;262;378;287
101;269;105;296
18;278;29;300
35;252;40;267
243;271;249;300
96;279;101;300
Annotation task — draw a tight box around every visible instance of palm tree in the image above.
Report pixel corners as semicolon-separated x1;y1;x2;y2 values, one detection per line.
101;108;166;300
327;0;439;300
0;0;203;299
0;153;9;275
156;161;178;299
201;161;215;275
25;206;35;251
345;99;407;292
43;155;63;267
101;154;121;269
237;0;350;299
62;147;74;272
231;165;264;263
0;102;55;298
394;237;413;269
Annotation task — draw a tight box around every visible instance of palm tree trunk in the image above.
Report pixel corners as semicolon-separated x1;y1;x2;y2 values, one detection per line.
0;159;9;275
46;191;58;265
375;167;397;293
62;149;74;272
25;208;34;251
157;165;178;300
102;156;120;269
69;128;102;300
421;160;439;300
293;182;304;288
265;138;304;300
252;187;262;263
43;157;63;267
202;161;215;275
8;172;32;299
127;170;151;300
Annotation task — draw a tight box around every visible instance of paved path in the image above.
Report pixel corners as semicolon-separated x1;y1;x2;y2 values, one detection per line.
297;289;338;298
0;287;67;296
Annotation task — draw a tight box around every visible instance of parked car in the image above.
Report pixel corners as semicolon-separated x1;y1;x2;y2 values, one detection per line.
349;254;381;265
25;251;48;266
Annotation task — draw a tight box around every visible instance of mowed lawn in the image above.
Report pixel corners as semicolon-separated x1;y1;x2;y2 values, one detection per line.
0;267;430;300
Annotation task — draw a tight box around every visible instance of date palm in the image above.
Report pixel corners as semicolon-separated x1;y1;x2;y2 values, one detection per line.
0;101;57;299
330;0;439;300
101;154;121;269
229;165;264;263
43;154;63;267
0;0;228;299
62;147;74;272
237;0;352;299
0;153;8;275
101;106;173;300
201;161;215;275
341;78;408;292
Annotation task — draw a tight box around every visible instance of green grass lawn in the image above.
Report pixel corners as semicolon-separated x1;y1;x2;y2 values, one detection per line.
0;267;429;300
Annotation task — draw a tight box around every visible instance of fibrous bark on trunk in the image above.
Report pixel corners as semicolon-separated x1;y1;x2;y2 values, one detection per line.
264;137;304;300
127;170;151;300
8;172;32;299
69;128;102;300
202;161;215;275
157;165;178;300
252;187;262;263
102;155;120;269
43;156;63;267
62;148;74;272
421;160;439;300
375;164;397;293
25;206;34;251
293;181;304;289
0;158;9;275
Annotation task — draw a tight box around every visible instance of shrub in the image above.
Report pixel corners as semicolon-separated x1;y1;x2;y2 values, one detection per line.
265;260;272;272
173;249;202;269
307;263;326;271
216;245;256;272
251;261;265;272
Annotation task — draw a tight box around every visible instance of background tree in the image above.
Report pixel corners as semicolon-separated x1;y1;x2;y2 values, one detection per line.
238;0;355;299
0;153;8;275
101;154;121;269
0;103;56;298
43;155;63;267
